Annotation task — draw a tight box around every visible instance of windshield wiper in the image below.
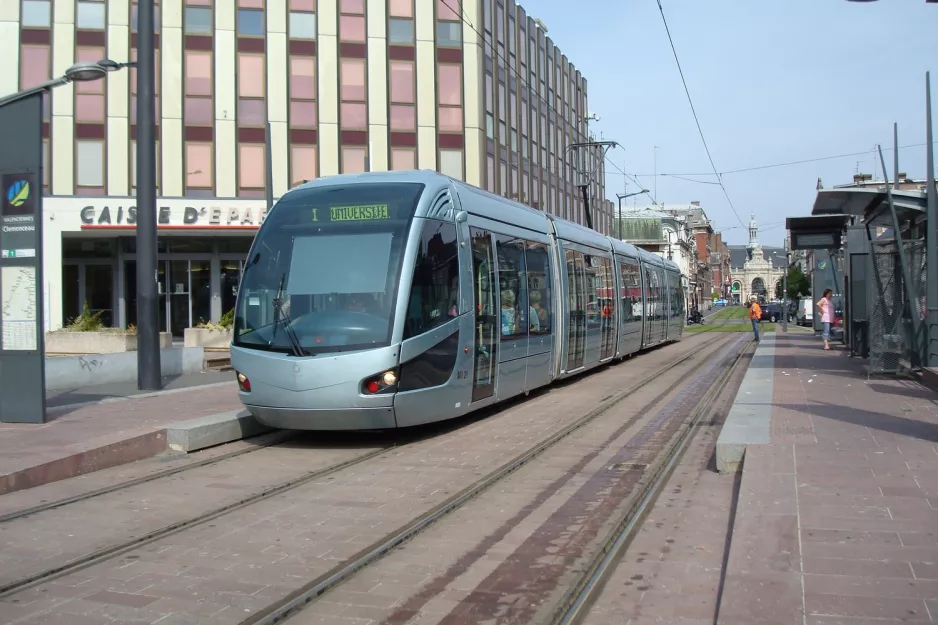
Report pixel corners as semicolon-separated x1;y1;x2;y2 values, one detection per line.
270;272;305;357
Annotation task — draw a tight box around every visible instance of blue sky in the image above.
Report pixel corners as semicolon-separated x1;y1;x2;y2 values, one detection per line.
522;0;938;246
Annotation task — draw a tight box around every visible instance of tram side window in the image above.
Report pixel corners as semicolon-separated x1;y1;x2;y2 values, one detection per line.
404;219;460;339
619;261;640;323
525;242;552;334
584;257;600;329
495;237;527;339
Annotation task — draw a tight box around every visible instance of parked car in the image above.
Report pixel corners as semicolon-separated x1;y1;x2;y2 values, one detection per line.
760;303;783;322
795;297;813;326
713;299;727;307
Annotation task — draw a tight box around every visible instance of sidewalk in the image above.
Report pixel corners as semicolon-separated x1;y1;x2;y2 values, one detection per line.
0;374;247;496
717;332;938;624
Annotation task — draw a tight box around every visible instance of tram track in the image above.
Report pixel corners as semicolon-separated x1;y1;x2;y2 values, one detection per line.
549;336;752;625
235;333;742;625
0;331;730;615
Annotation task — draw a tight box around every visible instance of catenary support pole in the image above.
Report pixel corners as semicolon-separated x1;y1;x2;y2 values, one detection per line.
894;122;899;189
926;72;937;367
136;0;161;390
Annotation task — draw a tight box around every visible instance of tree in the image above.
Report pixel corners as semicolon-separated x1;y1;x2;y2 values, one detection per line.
776;265;811;300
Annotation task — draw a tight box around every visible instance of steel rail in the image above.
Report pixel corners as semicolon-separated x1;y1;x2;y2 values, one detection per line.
550;336;753;625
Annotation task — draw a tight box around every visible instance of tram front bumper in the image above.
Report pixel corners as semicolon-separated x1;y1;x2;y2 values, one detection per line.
243;404;397;430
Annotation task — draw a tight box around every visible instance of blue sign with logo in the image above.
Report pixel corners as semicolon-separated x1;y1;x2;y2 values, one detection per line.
3;176;35;217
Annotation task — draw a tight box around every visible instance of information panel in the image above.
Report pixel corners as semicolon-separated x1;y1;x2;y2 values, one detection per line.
0;92;46;423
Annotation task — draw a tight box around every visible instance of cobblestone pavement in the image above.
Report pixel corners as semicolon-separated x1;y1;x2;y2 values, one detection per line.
718;332;938;625
0;430;289;518
0;383;243;494
0;332;731;624
279;334;748;625
0;441;381;590
577;331;753;625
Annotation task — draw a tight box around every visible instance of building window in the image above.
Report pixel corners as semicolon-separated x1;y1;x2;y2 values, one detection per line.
21;0;51;28
185;142;213;196
129;49;161;125
388;18;413;44
185;51;213;125
130;140;163;196
439;149;463;181
239;143;265;197
342;147;366;174
237;0;264;36
76;140;105;195
289;56;317;128
289;0;317;39
438;64;462;132
339;0;365;42
130;1;161;32
185;1;213;35
339;58;366;130
238;54;266;126
390;148;415;171
76;0;106;30
291;145;317;186
75;47;106;123
435;0;460;47
389;60;415;132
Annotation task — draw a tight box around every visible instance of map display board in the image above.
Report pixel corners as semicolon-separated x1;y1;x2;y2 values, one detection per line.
0;92;47;423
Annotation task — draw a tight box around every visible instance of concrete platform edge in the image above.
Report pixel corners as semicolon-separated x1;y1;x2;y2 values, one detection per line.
0;430;168;496
164;409;273;453
715;333;775;473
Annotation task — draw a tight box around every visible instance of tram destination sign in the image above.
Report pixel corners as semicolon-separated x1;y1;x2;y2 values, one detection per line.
311;204;391;222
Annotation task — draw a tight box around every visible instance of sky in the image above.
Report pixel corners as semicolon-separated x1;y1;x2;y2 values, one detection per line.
518;0;938;247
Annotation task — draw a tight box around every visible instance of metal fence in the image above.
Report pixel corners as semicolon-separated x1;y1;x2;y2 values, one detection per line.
868;238;927;374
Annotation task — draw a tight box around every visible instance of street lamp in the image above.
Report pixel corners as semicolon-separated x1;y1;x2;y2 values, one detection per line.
0;60;132;108
615;190;648;240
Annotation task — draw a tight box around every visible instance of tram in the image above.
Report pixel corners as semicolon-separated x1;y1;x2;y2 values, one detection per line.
230;170;686;430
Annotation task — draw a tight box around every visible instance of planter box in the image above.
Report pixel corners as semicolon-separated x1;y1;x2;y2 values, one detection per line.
184;327;232;349
46;331;173;354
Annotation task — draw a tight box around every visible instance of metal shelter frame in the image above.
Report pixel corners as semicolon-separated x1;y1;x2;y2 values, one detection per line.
811;185;928;374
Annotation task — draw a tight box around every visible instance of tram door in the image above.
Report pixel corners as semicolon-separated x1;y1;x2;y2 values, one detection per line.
565;249;586;371
470;228;497;403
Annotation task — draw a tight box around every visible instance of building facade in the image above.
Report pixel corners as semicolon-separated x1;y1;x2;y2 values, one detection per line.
2;0;606;332
728;215;786;303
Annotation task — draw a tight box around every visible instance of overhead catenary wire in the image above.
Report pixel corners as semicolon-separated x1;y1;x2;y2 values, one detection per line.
629;141;938;178
654;0;743;227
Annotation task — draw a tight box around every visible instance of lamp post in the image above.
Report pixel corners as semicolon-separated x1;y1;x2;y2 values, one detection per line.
136;0;161;390
0;60;131;108
615;190;648;240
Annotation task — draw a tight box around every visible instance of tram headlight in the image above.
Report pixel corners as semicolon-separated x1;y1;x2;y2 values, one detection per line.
362;368;400;395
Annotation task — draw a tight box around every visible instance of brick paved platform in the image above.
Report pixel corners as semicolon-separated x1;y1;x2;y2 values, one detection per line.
718;332;938;625
0;380;242;496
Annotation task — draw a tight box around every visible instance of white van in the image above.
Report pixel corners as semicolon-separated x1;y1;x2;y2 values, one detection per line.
796;297;813;326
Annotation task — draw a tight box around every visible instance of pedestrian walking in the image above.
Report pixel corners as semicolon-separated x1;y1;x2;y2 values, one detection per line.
817;288;833;350
747;296;761;342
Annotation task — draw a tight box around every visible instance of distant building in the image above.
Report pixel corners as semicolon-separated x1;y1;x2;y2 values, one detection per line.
728;215;786;303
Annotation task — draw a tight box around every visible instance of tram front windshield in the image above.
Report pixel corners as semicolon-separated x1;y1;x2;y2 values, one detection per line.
234;182;424;355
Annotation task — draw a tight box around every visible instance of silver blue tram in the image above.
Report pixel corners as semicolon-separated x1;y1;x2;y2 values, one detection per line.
230;171;685;430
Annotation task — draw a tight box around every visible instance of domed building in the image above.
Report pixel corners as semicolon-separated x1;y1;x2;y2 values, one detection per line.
726;216;786;303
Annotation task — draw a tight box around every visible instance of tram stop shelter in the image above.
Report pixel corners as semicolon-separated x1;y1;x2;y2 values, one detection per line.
802;186;929;376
